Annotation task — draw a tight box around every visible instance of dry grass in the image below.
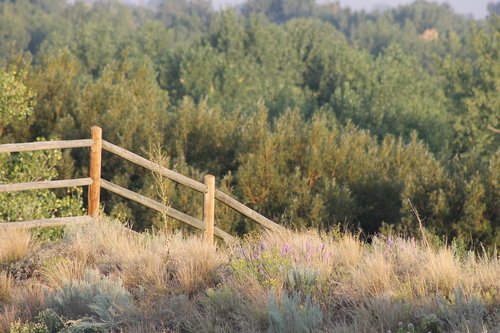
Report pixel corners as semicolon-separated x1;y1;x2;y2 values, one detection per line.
0;306;18;333
63;218;142;265
234;229;499;332
0;228;34;264
0;281;46;332
0;273;12;303
420;247;460;295
350;251;395;298
39;256;88;289
0;220;497;332
62;218;227;295
10;282;46;318
169;235;227;294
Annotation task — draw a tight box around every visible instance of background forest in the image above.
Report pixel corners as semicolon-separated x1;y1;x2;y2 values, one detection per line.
0;0;499;248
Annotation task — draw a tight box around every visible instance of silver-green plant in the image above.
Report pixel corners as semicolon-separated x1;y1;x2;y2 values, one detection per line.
267;291;323;333
284;267;318;296
47;270;139;332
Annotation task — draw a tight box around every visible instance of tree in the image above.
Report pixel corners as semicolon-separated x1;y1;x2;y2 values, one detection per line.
488;2;500;15
0;67;34;139
242;0;315;23
0;66;83;222
443;18;500;159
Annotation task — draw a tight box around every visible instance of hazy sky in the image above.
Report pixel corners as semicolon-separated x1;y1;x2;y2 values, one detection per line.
212;0;491;19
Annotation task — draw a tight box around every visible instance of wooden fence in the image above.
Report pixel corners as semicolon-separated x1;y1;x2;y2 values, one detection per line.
0;126;285;244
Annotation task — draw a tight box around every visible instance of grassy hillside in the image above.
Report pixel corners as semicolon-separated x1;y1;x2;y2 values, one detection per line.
0;220;498;332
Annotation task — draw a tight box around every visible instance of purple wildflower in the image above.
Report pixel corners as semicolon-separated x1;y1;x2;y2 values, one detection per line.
281;243;291;255
387;236;394;248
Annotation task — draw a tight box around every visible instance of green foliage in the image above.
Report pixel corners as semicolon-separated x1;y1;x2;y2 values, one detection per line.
0;67;35;139
0;67;33;119
154;0;211;30
450;236;469;261
9;321;48;333
417;314;445;333
178;12;309;116
490;3;500;15
0;148;84;222
32;227;65;243
232;247;292;289
0;0;497;247
34;309;65;333
391;315;445;333
0;63;83;224
243;0;316;23
442;17;500;159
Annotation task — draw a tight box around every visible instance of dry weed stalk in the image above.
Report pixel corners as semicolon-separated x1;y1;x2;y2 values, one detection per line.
148;143;173;232
407;198;430;248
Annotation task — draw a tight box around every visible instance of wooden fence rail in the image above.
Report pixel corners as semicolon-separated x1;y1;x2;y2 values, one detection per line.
0;178;93;193
0;139;93;153
100;179;234;243
0;126;284;244
101;140;207;193
0;216;92;229
101;140;284;233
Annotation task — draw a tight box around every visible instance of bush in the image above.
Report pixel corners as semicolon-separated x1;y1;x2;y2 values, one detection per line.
9;321;48;333
47;270;139;331
34;309;64;333
232;245;293;289
284;268;318;296
437;288;488;332
8;309;64;333
267;291;323;333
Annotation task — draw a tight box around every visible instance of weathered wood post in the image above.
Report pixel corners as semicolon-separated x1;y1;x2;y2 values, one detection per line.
203;175;215;245
88;126;102;218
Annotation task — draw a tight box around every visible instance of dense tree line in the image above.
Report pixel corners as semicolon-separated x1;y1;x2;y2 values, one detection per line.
0;0;498;247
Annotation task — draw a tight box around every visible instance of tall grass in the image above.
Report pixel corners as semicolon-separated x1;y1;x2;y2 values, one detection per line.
0;219;498;332
0;228;34;264
0;273;12;304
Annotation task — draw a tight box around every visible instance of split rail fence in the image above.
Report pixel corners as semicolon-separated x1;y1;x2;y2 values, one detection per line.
0;126;284;244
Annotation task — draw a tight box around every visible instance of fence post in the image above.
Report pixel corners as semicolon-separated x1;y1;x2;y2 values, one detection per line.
88;126;102;218
203;175;215;245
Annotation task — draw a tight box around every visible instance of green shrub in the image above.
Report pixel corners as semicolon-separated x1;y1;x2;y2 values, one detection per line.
34;309;64;333
284;268;318;296
434;288;488;332
267;291;323;333
47;270;139;331
232;248;293;289
9;321;48;333
32;228;65;243
199;286;267;332
417;314;445;333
